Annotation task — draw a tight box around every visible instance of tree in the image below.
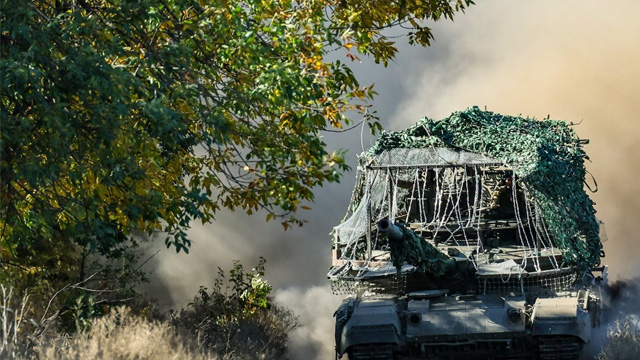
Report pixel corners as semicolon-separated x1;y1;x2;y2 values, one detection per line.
0;0;474;280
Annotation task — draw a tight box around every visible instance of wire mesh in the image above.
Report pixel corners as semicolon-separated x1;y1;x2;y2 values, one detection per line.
330;273;407;296
478;268;577;296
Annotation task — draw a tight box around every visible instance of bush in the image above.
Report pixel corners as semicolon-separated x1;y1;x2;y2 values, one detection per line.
0;258;297;360
171;258;298;360
1;238;150;340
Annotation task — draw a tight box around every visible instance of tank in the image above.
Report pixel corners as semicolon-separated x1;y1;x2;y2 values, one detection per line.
329;107;608;360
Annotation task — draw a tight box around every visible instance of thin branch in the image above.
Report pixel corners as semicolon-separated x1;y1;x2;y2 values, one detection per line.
134;249;160;272
39;270;101;325
0;261;30;272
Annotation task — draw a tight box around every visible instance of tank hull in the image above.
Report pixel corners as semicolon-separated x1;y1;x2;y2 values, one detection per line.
336;285;599;360
330;129;607;360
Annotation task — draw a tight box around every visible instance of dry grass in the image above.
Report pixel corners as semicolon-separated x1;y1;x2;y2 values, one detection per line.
1;257;298;360
0;285;31;359
0;286;295;360
597;318;640;360
32;307;216;360
27;305;296;360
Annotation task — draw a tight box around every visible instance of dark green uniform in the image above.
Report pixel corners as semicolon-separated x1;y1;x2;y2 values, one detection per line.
489;186;525;219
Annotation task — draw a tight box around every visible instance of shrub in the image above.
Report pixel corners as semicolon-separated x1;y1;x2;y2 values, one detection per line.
0;258;297;360
172;258;298;360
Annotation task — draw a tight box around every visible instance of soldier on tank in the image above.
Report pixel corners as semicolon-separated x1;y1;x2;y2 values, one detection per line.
488;172;525;219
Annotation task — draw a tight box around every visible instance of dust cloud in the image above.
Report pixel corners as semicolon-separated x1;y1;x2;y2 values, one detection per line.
385;0;640;281
139;1;640;359
274;286;343;360
582;279;640;358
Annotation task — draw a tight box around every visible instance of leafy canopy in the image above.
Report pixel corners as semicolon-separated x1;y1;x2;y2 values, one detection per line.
0;0;473;270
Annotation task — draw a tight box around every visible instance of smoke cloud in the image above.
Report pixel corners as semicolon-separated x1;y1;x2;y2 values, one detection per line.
274;286;343;360
582;279;640;358
382;0;640;280
139;1;640;359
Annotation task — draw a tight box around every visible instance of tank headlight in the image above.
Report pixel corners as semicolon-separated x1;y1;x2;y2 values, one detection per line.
409;313;421;324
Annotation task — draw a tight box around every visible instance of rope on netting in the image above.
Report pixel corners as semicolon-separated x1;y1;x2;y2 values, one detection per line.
512;178;540;272
403;168;419;224
535;201;561;270
360;106;601;270
390;168;400;222
472;167;488;269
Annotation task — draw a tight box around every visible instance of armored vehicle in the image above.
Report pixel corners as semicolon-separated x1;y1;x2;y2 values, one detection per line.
329;107;607;359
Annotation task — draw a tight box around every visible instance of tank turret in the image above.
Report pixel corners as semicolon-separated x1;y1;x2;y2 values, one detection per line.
329;107;607;359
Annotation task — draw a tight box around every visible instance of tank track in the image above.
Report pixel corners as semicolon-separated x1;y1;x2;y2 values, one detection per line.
537;336;582;360
348;344;394;360
342;338;583;360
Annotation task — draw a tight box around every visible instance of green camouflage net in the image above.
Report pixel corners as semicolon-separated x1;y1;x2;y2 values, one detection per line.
367;106;601;271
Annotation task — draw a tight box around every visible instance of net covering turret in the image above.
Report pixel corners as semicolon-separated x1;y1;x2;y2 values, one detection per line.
330;107;608;360
330;106;602;296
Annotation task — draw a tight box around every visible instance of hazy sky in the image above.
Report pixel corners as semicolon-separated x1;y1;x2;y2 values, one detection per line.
141;1;640;359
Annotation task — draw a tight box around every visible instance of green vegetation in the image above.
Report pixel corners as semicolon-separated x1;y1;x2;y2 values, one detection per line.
1;0;476;356
0;0;474;325
1;0;474;258
171;258;297;359
1;259;295;360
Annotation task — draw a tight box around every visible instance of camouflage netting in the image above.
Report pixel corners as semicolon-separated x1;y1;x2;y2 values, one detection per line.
366;106;601;271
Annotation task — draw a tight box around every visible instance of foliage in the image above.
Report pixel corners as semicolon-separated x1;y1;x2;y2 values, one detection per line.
598;319;640;360
2;259;298;359
173;257;274;326
0;0;474;274
0;244;148;342
171;258;297;359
